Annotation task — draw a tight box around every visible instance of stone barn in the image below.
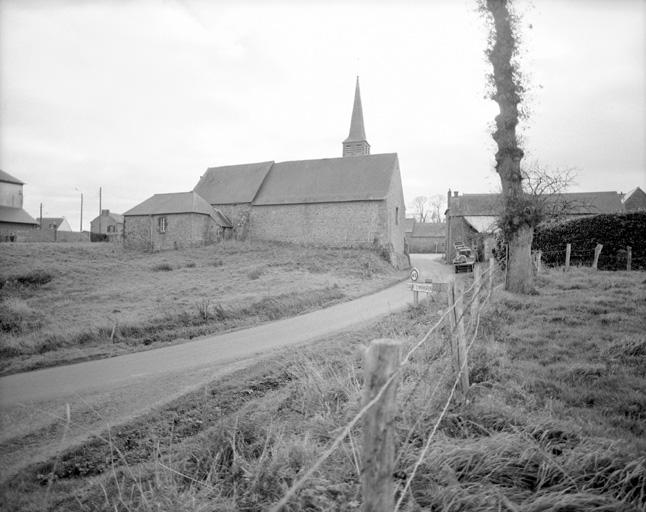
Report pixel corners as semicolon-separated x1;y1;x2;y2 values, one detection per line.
123;191;231;251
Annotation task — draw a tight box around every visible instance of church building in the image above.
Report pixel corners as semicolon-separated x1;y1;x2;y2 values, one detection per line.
194;77;408;268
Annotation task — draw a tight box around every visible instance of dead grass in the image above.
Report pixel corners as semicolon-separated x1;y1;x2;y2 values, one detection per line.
0;241;405;375
1;266;645;511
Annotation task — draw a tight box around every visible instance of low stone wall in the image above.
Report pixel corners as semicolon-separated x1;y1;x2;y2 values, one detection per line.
0;228;90;243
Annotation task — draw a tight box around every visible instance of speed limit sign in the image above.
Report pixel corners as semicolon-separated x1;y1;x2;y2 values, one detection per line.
410;267;419;282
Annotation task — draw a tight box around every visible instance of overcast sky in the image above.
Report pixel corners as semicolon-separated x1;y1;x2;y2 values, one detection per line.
1;0;644;230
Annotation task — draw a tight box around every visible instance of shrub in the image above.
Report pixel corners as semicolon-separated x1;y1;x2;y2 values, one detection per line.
152;263;173;272
0;270;53;289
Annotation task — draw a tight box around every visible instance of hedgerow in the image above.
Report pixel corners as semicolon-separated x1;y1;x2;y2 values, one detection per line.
532;211;646;270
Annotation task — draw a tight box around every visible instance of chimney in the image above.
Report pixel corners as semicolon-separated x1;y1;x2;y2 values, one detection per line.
453;191;459;197
102;209;109;215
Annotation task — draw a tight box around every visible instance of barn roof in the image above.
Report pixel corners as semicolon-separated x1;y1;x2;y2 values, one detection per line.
449;191;624;217
253;153;398;206
0;169;25;185
404;217;416;234
123;192;232;227
193;161;274;205
0;206;38;225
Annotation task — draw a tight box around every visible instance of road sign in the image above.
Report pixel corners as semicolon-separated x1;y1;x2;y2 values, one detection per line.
410;268;419;282
406;282;434;293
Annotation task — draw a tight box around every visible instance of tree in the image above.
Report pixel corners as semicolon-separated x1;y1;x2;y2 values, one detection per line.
481;0;535;294
427;194;446;223
521;160;583;221
409;196;428;222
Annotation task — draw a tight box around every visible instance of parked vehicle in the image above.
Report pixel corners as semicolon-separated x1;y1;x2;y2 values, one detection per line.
453;243;475;273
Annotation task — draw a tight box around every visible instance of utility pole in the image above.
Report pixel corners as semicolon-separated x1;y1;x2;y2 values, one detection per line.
40;203;43;229
80;192;83;232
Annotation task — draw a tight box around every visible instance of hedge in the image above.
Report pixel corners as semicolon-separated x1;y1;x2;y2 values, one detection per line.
532;211;646;270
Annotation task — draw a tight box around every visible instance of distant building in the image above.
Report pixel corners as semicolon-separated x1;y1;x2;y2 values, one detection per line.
91;209;124;240
445;190;625;263
38;217;73;232
621;187;646;211
123;191;232;251
0;169;38;237
405;220;446;254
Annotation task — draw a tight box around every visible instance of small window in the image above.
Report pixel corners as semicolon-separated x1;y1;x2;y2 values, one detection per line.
158;217;167;233
107;225;115;233
395;207;399;225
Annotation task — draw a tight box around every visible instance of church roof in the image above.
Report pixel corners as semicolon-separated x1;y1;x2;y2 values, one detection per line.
193;161;274;205
124;192;232;227
343;77;368;144
0;206;38;225
252;153;399;206
0;169;24;185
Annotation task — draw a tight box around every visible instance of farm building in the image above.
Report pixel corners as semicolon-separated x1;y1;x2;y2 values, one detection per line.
38;217;73;232
445;189;625;263
123;191;232;251
621;187;646;211
405;220;446;253
193;77;408;268
91;209;124;241
0;169;38;238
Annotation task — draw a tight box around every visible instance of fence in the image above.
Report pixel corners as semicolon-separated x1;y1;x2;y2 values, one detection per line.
533;243;635;272
270;258;499;512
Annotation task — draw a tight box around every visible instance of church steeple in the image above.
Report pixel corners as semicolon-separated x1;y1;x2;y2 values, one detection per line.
342;76;370;157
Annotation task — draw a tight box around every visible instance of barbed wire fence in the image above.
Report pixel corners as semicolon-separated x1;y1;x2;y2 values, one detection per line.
270;260;501;512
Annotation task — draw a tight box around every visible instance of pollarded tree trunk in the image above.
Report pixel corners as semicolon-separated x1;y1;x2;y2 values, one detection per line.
485;0;536;294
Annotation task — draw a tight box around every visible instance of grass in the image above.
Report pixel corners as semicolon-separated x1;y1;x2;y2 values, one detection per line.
0;241;405;375
1;265;645;511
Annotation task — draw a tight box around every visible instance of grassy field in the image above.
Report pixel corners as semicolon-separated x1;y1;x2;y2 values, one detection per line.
0;241;406;375
1;264;644;511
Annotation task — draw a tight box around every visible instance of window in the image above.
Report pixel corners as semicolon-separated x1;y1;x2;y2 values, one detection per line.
107;225;115;233
158;217;167;233
395;207;399;225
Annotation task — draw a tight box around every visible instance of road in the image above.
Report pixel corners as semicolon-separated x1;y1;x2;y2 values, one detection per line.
0;254;455;478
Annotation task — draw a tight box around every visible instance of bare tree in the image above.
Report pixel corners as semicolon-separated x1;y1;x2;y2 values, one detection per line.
427;194;446;223
409;196;428;222
480;0;535;294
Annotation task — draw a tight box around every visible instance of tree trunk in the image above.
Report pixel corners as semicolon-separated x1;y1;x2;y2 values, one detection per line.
506;224;535;294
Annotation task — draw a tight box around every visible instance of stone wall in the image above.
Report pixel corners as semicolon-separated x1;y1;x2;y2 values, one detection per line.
212;203;251;239
384;163;406;255
248;201;384;249
409;236;446;254
0;228;90;243
124;213;222;251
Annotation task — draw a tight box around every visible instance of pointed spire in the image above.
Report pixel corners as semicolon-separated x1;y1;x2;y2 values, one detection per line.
342;76;370;157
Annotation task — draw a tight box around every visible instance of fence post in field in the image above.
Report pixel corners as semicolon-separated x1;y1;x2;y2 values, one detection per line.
627;246;632;271
362;339;401;512
470;264;481;321
565;243;571;270
533;250;543;275
592;244;603;270
488;257;495;295
447;281;469;400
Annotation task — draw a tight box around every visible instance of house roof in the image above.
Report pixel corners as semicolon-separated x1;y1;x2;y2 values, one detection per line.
123;192;232;227
449;191;624;217
91;212;124;224
404;217;416;234
463;216;499;233
0;206;38;225
193;161;274;205
0;169;24;185
253;153;398;206
411;222;446;237
621;187;645;203
38;217;65;229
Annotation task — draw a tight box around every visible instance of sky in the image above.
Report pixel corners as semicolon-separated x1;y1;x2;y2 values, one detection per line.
1;0;644;231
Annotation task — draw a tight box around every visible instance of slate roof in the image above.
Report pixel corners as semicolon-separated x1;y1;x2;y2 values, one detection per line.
449;192;624;217
38;217;65;230
123;192;232;227
404;217;416;234
193;161;274;205
253;153;398;206
343;77;368;144
0;169;24;185
0;206;38;225
411;222;446;237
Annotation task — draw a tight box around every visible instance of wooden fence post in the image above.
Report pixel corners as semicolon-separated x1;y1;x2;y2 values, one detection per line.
488;257;495;295
533;250;543;275
470;264;481;321
627;246;632;271
362;339;401;512
592;244;603;270
447;281;469;401
565;243;571;270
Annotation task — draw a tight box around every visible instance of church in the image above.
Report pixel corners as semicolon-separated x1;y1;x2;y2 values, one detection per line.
125;78;409;268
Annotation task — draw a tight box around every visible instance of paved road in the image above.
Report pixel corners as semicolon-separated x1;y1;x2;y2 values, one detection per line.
0;254;455;478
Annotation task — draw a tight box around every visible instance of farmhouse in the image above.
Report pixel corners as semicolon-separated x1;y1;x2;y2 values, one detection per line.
445;189;625;263
405;220;446;254
193;77;408;268
621;187;646;212
91;209;124;241
123;191;232;251
0;169;38;239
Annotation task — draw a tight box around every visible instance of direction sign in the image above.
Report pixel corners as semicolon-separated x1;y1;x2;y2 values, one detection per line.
406;282;434;293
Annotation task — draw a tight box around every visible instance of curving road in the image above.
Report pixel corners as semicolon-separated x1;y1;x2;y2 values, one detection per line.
0;254;455;478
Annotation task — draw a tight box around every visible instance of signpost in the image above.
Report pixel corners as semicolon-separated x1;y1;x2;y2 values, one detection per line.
406;268;445;305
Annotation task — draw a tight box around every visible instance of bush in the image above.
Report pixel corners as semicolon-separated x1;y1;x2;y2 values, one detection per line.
533;211;646;270
152;263;173;272
0;270;53;289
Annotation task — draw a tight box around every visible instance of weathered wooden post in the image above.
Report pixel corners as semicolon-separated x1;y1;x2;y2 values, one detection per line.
627;246;632;271
592;244;603;270
470;264;481;321
533;250;543;275
488;257;495;295
565;243;571;270
362;339;401;512
447;281;469;401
